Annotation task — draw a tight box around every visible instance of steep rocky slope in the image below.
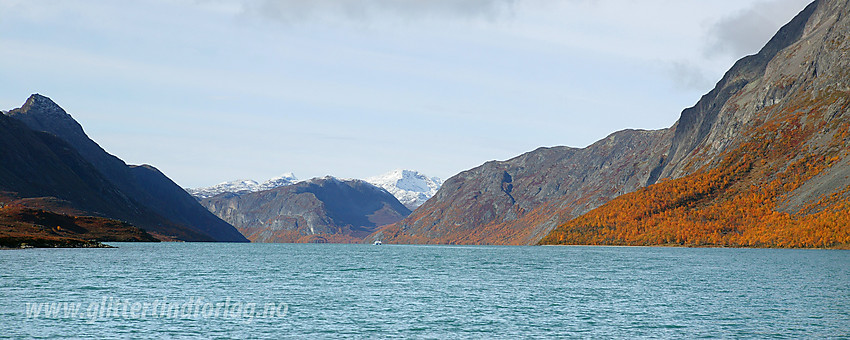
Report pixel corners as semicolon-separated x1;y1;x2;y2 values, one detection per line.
653;0;821;181
371;0;848;246
369;129;672;244
542;0;850;248
6;95;247;242
201;177;410;243
0;113;212;241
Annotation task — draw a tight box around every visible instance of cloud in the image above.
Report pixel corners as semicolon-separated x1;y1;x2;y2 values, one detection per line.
224;0;519;24
704;0;811;58
668;61;713;91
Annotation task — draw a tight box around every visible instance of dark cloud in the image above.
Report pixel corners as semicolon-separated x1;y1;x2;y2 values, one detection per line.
704;0;811;58
237;0;518;24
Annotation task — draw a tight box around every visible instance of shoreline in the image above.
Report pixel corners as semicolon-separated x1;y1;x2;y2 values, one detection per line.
0;237;115;249
538;243;850;250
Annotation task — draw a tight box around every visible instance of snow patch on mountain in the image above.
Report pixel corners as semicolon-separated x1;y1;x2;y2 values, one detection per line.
365;169;442;209
189;170;441;208
258;173;299;191
187;173;298;199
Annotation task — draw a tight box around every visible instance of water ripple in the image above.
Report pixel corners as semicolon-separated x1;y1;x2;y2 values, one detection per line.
1;244;848;338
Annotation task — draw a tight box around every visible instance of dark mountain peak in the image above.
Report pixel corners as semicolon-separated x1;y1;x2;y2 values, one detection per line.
5;95;247;242
8;94;92;152
21;93;62;111
12;94;76;125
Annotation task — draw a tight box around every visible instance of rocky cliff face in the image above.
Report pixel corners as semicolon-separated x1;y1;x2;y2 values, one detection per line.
541;0;850;248
370;128;672;245
6;95;247;242
655;0;822;181
371;0;849;246
201;177;410;243
652;0;849;196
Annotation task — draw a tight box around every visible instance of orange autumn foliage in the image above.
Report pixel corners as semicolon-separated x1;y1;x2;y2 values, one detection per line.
541;94;850;248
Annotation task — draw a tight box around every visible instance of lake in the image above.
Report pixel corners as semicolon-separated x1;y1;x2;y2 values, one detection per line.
1;243;848;338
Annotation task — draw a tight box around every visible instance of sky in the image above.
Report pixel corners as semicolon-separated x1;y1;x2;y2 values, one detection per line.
0;0;812;188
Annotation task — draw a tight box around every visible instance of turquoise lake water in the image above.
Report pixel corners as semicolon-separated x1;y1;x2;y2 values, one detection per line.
1;243;849;339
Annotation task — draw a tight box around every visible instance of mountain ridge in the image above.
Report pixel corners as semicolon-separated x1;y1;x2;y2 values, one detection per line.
188;169;443;210
5;95;247;242
0;111;214;241
368;128;672;244
186;173;299;199
542;0;850;248
369;0;850;246
200;176;411;243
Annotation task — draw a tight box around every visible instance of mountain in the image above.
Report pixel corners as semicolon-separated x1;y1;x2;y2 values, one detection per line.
0;112;213;241
186;173;298;199
370;0;850;247
368;129;672;245
541;0;850;248
365;170;442;209
4;95;247;242
189;170;440;210
200;176;411;243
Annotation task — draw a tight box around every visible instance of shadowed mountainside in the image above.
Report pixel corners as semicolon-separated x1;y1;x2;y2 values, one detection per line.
0;112;215;241
6;95;247;242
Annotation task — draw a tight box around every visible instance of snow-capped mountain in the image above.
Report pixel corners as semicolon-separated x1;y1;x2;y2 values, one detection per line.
188;170;442;209
365;169;442;210
257;173;299;191
186;173;298;199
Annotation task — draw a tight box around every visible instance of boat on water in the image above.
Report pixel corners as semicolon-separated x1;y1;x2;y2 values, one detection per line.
373;240;382;245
